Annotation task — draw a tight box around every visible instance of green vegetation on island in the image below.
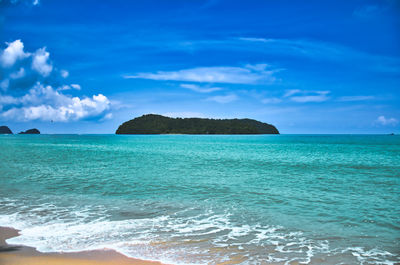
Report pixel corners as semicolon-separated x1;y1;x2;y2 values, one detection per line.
19;128;40;134
0;126;41;134
0;126;13;134
116;114;279;134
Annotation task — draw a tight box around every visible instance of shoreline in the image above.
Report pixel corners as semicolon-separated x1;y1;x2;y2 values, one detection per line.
0;226;168;265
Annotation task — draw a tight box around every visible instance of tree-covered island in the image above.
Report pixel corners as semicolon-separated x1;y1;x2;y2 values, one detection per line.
116;114;279;134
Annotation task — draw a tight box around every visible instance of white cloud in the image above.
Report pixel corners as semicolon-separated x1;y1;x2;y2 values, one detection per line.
9;67;26;79
258;89;331;104
1;84;110;122
0;40;111;122
58;84;81;91
280;89;331;103
290;91;330;103
206;94;238;103
70;84;81;90
0;95;18;105
180;83;222;93
376;116;398;126
0;40;60;90
0;40;68;91
0;40;29;67
162;112;206;118
283;89;302;98
1;0;39;5
238;37;272;43
60;70;69;78
338;95;375;102
58;85;71;91
290;94;329;103
124;64;278;84
102;113;113;120
32;48;53;77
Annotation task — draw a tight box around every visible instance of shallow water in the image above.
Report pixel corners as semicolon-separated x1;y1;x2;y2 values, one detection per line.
0;134;399;264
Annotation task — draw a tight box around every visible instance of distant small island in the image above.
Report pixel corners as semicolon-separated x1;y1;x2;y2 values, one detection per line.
19;128;40;134
0;126;41;134
0;126;13;134
116;114;279;134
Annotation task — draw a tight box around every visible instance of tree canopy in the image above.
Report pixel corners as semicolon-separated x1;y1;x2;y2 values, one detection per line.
116;114;279;134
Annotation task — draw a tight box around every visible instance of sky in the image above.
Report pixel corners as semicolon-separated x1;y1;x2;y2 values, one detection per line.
0;0;399;134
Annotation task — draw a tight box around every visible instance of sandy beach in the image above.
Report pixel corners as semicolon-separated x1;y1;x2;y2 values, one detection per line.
0;227;166;265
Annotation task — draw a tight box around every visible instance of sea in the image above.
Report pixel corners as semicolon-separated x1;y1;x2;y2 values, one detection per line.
0;134;399;265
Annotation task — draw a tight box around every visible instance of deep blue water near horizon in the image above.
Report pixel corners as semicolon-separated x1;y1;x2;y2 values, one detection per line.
0;134;399;264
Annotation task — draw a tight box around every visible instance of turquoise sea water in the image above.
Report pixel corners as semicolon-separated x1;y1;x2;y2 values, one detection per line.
0;134;399;264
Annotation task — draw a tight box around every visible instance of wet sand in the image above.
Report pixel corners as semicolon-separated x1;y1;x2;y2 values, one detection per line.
0;226;167;265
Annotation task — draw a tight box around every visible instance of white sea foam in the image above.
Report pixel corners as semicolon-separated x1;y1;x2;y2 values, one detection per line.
342;247;398;265
0;199;398;265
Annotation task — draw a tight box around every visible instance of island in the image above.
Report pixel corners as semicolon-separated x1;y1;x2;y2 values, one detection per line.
18;128;40;134
116;114;279;134
0;126;13;134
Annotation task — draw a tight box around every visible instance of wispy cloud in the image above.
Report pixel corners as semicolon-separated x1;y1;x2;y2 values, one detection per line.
290;94;329;103
0;0;39;7
180;83;222;93
254;89;332;104
162;111;206;118
238;37;271;43
124;64;279;84
206;94;238;103
238;37;400;73
338;95;375;102
376;115;398;126
283;89;302;98
238;37;348;61
261;91;378;104
286;90;330;103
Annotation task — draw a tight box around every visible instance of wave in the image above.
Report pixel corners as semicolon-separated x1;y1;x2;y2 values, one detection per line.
0;198;398;265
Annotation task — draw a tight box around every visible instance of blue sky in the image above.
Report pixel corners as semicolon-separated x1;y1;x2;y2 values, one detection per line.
0;0;399;133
